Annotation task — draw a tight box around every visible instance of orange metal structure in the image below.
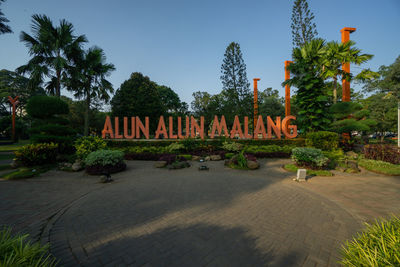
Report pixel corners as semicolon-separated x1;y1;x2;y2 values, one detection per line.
284;61;292;116
253;78;260;130
341;27;356;102
8;96;19;141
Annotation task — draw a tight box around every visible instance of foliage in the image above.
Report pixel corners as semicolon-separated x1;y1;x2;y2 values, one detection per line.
178;154;192;160
157;154;177;165
191;91;224;127
236;151;248;168
329;102;377;140
17;14;87;96
244;145;294;158
26;96;69;118
65;46;115;136
165;143;184;153
306;131;339;151
284;163;333;176
220;42;252;125
290;0;318;47
283;39;331;132
74;136;107;160
0;226;57;266
364;144;400;165
222;141;243;152
225;152;234;159
291;147;329;168
258;88;285;118
358;158;400;176
26;96;75;152
340;215;400;266
84;149;124;167
1;166;51;180
0;0;12;34
111;72;186;132
14;143;58;167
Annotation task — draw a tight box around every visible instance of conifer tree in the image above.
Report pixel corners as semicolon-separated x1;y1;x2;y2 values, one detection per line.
291;0;318;48
220;42;252;124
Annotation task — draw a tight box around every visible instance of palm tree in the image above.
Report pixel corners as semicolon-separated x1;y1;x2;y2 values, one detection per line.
322;40;373;103
17;14;87;97
66;47;115;136
0;0;12;35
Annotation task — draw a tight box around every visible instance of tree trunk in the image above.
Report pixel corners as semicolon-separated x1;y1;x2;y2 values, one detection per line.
84;90;90;136
56;70;61;97
333;77;337;104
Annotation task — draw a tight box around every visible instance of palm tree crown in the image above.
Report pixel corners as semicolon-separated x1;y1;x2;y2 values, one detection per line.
17;14;87;96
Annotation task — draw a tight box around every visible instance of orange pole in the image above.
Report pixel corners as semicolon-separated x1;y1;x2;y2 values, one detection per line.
284;61;292;117
340;27;356;102
8;96;19;141
253;78;260;131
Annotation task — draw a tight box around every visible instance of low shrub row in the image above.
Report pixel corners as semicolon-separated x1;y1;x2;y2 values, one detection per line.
306;131;339;151
14;143;58;166
291;147;329;169
364;144;400;165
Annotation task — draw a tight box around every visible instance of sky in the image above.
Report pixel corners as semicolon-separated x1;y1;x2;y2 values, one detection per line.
0;0;399;110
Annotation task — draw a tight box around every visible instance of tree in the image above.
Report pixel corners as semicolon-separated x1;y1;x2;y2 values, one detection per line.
363;93;397;140
0;0;12;35
323;41;373;103
220;42;252;124
283;39;331;132
111;72;164;132
66;47;115;136
290;0;318;48
157;85;188;117
17;14;87;96
258;88;285;118
191;91;223;128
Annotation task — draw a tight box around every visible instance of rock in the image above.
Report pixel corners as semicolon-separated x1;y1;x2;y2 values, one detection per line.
224;159;231;166
247;160;260;170
346;151;358;160
347;160;359;171
154;161;167;168
64;162;72;168
71;162;83;171
100;175;108;183
205;156;211;161
210;155;222;161
192;156;201;161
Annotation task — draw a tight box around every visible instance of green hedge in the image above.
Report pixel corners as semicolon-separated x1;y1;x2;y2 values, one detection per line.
107;138;306;149
306;131;339;151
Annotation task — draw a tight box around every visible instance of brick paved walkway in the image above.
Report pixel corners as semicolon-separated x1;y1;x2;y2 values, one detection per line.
1;159;400;266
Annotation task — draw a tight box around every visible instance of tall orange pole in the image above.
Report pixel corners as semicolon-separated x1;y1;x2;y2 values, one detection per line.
253;78;260;130
284;61;292;117
341;27;356;102
8;96;19;141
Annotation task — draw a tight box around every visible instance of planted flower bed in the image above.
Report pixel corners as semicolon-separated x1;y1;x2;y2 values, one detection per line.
85;149;126;175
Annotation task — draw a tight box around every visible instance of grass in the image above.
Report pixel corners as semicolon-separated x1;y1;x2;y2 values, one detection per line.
284;163;333;176
0;165;52;180
359;159;400;176
0;226;57;266
340;215;400;266
0;140;30;152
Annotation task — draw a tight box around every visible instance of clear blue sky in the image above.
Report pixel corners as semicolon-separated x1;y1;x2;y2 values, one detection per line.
0;0;399;108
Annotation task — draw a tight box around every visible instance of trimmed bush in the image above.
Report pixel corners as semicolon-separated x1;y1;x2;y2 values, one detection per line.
340;215;400;266
0;226;57;266
14;143;58;166
26;96;69;118
75;136;107;160
291;147;329;168
222;141;243;152
306;131;339;151
364;144;400;165
85;150;126;175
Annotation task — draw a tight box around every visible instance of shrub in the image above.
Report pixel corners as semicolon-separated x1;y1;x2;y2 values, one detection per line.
85;149;126;175
364;144;400;165
237;151;248;168
165;143;184;153
26;96;69;118
291;147;329;168
158;154;177;165
75;136;107;160
0;226;57;266
306;131;339;151
14;143;58;166
222;141;243;152
225;152;234;159
179;154;192;160
340;215;400;266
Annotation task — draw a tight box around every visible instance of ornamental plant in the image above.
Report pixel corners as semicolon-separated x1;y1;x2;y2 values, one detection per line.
75;136;107;160
291;147;329;168
306;131;339;151
14;143;58;166
222;141;243;152
340;215;400;266
85;149;126;175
